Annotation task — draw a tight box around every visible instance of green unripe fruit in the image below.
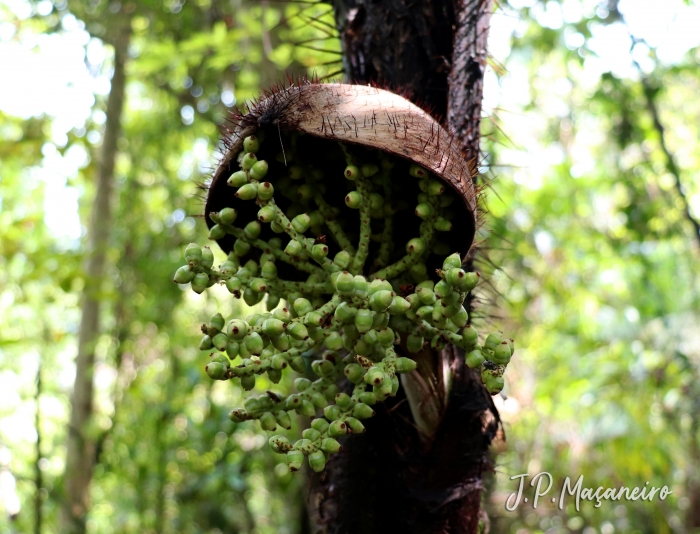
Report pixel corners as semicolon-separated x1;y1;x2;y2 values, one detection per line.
352;403;375;419
355;309;373;334
311;244;329;260
241;152;257;170
286;450;304;471
328;419;348;437
484;331;503;351
291;213;311;233
174;265;195;284
236;183;258;200
416;287;437;306
308;450;326;472
451;306;468;328
205;362;227;380
461;325;478;347
353;274;368;296
344;165;360;180
333;303;356;325
373;377;393;399
335;271;355;295
375;327;393;346
368;290;393;312
305;311;324;328
231;239;249;258
275;411;292;430
249;160;269;180
260;411;277;431
311;359;334;378
226;340;239;358
211;332;228;351
465;350;485;369
414;203;434;219
492;341;512;365
345;335;362;353
242;220;261;240
427;179;445;195
259;261;277;280
409;163;429;178
333;250;351;269
287;322;309;340
434;217;453;232
200;245;214;267
335;393;353;410
244;333;264;355
345;417;366;434
284;239;303;257
359;163;378;177
310;419;329;434
262;318;285;338
243;135;259;153
185;243;202;262
294;298;313;317
364;367;385;386
273;307;292;323
416;306;434;320
344;363;364;383
250;278;267;293
443;267;463;287
484;374;505;395
244;397;261;412
297;184;314;199
345;191;362;209
324;405;341;422
285;164;302;180
442;253;461;271
227;319;248;340
462;271;480;292
321;438;342;454
191;273;209;294
256;206;275;225
302;428;321;441
406;334;424;353
295;400;313;417
219;261;238;276
395;357;417;373
356;392;376;406
258;181;275;200
388;296;410;315
240;374;255;390
406;237;425;255
269;434;291;453
270;221;284;233
227;170;248;187
321;331;341;350
369;193;384;211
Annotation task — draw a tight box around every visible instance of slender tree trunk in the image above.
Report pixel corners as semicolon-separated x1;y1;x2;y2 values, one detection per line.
35;365;43;534
306;2;499;533
62;27;131;534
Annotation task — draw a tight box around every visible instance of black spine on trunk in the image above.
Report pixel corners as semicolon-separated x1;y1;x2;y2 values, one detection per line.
305;2;500;533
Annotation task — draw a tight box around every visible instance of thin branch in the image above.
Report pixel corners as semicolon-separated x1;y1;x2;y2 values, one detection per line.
627;34;700;250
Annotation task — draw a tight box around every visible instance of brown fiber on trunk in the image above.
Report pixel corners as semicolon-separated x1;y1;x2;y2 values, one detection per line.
302;1;499;533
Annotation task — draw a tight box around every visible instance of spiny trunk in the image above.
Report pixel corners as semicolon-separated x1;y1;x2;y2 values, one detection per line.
307;2;499;533
62;27;130;533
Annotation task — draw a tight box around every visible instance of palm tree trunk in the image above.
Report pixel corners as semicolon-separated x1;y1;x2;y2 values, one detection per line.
305;2;499;533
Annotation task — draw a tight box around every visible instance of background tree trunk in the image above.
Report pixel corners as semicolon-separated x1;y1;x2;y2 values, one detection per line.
306;2;499;533
61;26;131;534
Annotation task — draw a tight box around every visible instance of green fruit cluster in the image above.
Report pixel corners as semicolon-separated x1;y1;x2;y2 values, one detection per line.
173;132;515;471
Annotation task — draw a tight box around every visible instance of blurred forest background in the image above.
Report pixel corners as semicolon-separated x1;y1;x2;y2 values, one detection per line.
1;0;699;533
